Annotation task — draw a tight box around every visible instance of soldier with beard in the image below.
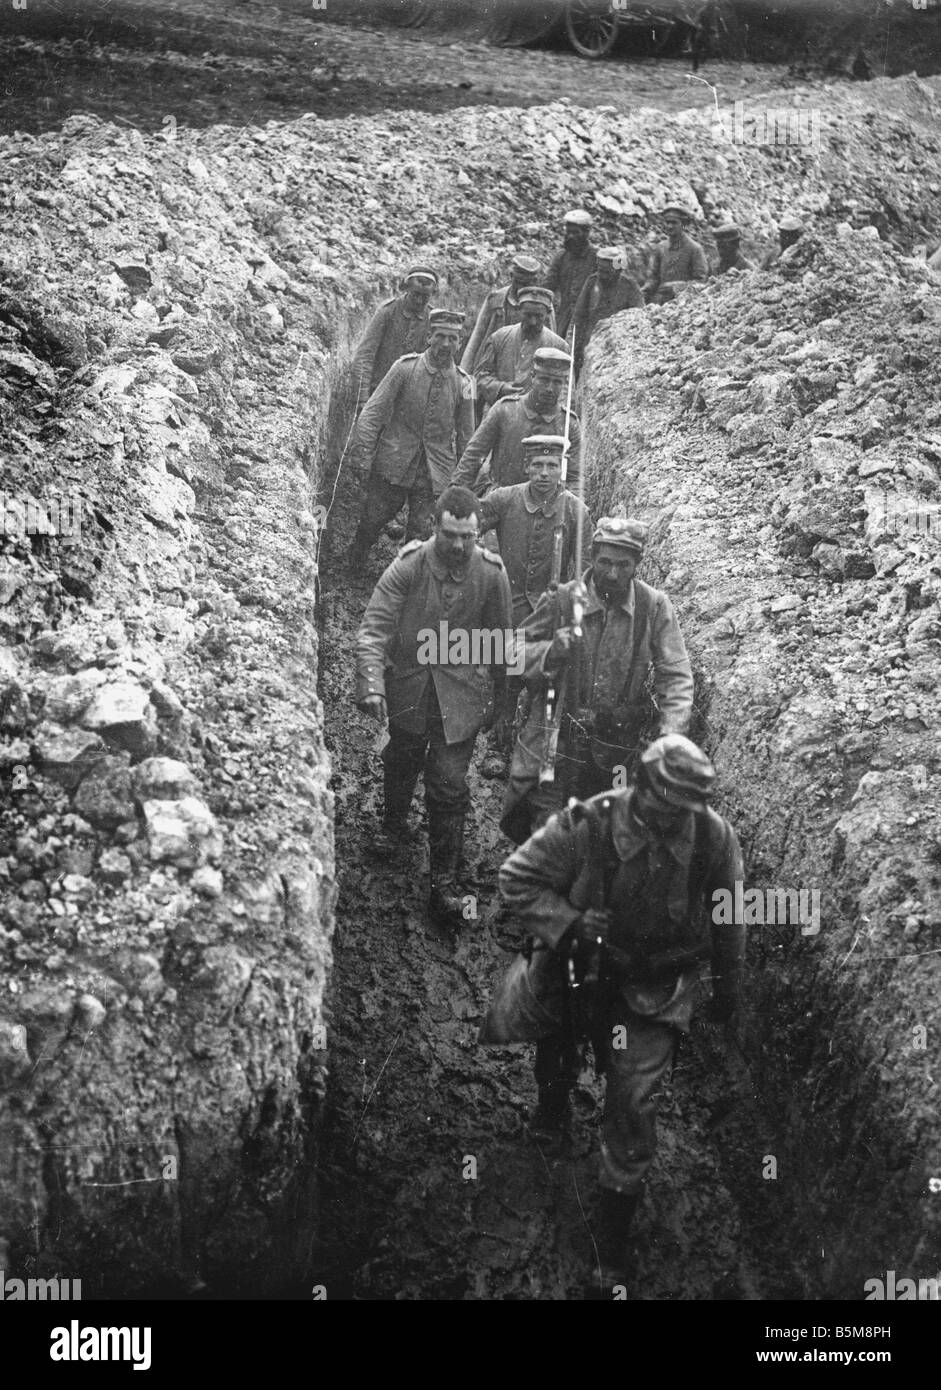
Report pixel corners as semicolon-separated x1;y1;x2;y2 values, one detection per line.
501;516;694;846
460;254;556;375
347;308;475;562
475;288;568;411
545;209;598;337
355;486;512;928
453;347;581;495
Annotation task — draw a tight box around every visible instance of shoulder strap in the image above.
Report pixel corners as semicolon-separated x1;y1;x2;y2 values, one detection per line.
627;580;652;684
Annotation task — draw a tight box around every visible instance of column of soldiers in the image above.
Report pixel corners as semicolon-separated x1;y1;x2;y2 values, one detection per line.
344;205;793;1297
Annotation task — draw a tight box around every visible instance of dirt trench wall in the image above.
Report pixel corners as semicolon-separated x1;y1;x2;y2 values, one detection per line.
0;116;340;1295
582;230;941;1298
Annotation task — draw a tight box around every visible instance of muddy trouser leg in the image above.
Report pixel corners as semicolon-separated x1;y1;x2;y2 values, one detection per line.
599;1010;679;1196
381;722;428;825
488;674;523;754
404;457;435;543
424;692;477;903
353;473;408;554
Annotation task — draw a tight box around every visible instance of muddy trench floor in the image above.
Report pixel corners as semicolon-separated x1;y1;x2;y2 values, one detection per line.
0;0;871;1304
309;533;800;1302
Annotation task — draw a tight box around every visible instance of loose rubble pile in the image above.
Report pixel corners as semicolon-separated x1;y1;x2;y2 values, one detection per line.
586;224;941;1297
1;46;940;1290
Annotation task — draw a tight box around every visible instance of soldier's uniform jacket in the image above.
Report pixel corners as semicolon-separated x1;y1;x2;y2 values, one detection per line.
475;324;569;409
460;285;557;373
495;789;745;1031
545;246;598;337
571;271;645;357
353;350;476;497
715;249;753;273
355;536;512;745
478;484;592;628
645;232;709;297
350;296;432;400
517;570;694;774
453;392;582;493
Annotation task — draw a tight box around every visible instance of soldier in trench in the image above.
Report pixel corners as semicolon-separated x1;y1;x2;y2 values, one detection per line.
712;223;754;274
569;247;645;377
642;205;709;305
354;485;512;928
349;265;438;410
346;309;475;564
500;516;695;848
453;347;581;496
474;287;568;412
460;253;556;376
475;434;593;780
544;209;599;339
760;214;805;270
480;734;745;1295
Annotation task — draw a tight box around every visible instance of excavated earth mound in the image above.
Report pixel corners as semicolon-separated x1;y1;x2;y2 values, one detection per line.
584;226;941;1298
1;30;940;1293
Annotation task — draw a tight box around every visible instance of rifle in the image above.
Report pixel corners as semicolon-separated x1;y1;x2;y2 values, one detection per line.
538;327;584;785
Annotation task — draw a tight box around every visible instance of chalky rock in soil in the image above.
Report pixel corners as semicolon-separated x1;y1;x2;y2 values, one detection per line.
588;224;941;1298
1;9;939;1294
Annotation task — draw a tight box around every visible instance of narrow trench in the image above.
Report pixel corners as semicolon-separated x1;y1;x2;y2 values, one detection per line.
307;291;804;1302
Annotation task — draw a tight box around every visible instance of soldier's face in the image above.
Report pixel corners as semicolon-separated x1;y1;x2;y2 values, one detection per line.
663;213;683;238
434;510;479;566
634;782;689;838
716;237;738;259
404;282;434;313
525;457;563;497
564;226;589;252
428;327;460;364
592;544;638;603
511;267;537;291
597;261;619;285
520;306;548;338
530;369;562;409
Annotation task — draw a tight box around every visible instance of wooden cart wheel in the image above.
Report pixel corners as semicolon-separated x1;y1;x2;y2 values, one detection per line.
564;0;620;59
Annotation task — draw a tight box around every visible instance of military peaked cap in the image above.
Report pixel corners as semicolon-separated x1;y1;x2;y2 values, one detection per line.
641;735;716;812
592;516;647;553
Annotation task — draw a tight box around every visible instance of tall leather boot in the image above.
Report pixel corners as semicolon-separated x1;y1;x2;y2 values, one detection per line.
375;766;419;858
428;811;466;928
593;1189;641;1296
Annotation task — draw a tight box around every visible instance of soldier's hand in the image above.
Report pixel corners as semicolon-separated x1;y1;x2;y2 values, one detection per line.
548;626;575;664
570;907;612;948
360;694;387;724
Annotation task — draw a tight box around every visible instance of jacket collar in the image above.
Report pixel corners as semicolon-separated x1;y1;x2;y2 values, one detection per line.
419;349;455;377
426;537;474;583
611;789;696;866
522;484;565;515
